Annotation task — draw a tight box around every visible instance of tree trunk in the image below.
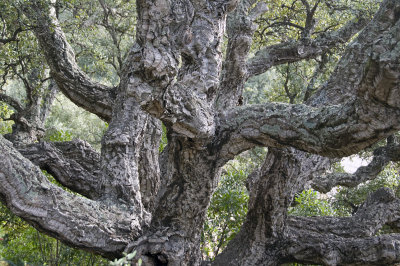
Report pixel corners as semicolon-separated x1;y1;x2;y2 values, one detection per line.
1;0;400;265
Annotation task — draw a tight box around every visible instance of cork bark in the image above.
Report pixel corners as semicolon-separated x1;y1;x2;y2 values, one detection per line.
1;0;400;265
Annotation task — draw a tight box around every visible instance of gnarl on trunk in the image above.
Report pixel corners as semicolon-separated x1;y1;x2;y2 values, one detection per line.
1;0;400;265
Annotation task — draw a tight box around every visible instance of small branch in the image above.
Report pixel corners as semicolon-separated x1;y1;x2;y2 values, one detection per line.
282;66;296;103
0;93;24;112
312;143;400;193
98;0;123;72
300;0;320;39
39;81;59;122
214;223;228;257
303;53;328;102
247;17;369;78
0;27;22;44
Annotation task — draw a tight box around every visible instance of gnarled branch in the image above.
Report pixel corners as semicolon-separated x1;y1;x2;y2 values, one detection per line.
18;139;101;199
217;101;400;159
216;0;267;109
288;188;400;239
21;0;114;121
217;0;400;158
287;188;400;265
312;143;400;193
0;135;140;259
0;27;22;44
126;0;239;139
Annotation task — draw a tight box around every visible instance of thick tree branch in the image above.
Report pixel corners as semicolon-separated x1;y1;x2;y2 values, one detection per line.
216;0;267;109
287;233;400;265
288;188;400;239
218;0;400;158
286;189;400;265
126;0;239;138
126;134;222;265
217;101;400;158
247;17;369;78
213;148;330;265
312;143;400;193
137;116;162;211
99;97;148;208
18;140;101;200
21;0;114;121
0;135;140;259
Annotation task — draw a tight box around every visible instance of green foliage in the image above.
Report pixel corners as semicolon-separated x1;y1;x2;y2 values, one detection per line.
332;164;400;217
159;123;168;153
0;103;13;135
201;148;267;260
244;53;342;105
252;0;379;48
110;251;142;266
202;165;249;260
0;0;48;91
44;94;108;149
59;0;137;85
0;203;108;266
46;128;73;142
289;162;400;219
289;189;337;217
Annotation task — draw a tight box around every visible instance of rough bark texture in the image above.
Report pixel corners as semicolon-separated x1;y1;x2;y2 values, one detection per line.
0;135;140;259
4;80;58;145
18;139;102;199
1;0;400;265
286;188;400;265
22;1;115;121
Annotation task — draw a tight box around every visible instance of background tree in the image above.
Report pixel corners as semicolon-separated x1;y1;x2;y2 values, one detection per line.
1;0;400;265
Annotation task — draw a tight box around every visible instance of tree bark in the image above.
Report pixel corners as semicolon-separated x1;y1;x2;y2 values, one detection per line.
312;142;400;193
5;79;58;145
22;0;115;121
18;139;101;199
0;135;138;259
1;0;400;265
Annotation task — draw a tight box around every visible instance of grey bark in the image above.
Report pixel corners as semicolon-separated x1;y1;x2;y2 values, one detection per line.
1;0;400;265
213;148;330;265
286;188;400;265
0;135;140;259
4;79;58;145
18;139;102;199
22;0;115;121
219;0;400;158
312;142;400;193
